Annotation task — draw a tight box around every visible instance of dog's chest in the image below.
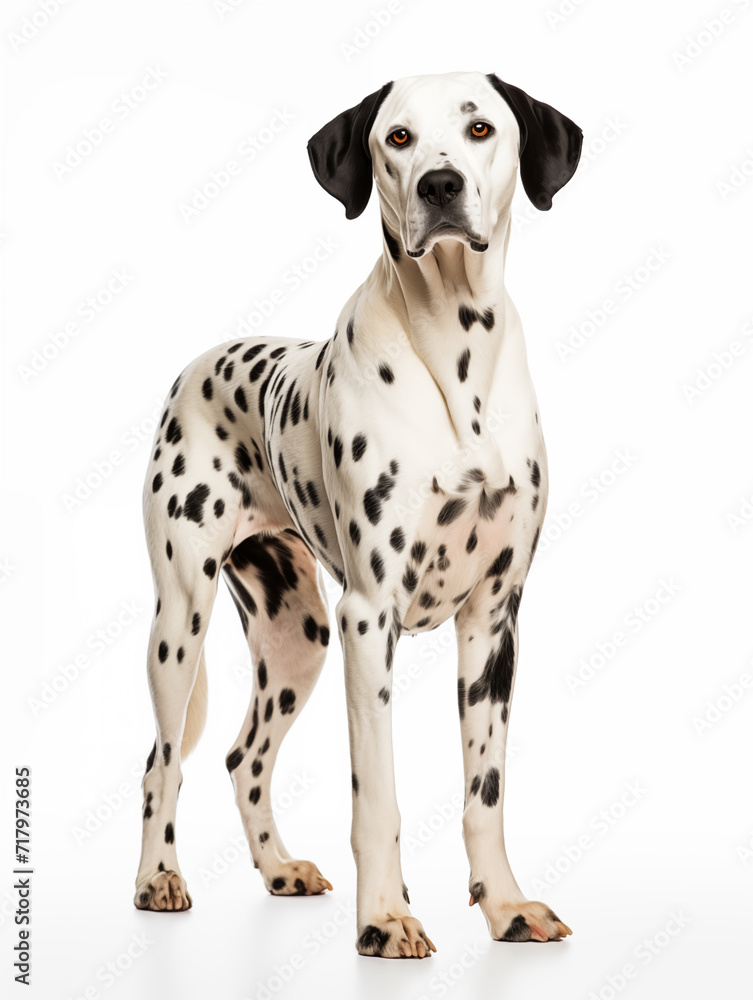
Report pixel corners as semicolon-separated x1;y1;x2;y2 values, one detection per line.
396;454;543;632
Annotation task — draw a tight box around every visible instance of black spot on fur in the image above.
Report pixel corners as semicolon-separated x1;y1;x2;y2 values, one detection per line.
163;742;171;766
370;549;385;584
349;520;361;546
363;466;397;524
358;925;390;955
352;433;367;461
481;767;500;807
259;831;269;843
470;775;481;796
378;687;390;704
249;786;261;804
165;540;172;560
203;558;217;579
165;417;182;445
258;659;267;690
378;364;394;384
146;742;156;773
531;460;541;488
459;304;476;331
249;359;267;382
183;483;210;523
487;547;513;577
165;822;174;844
458;678;466;720
382;218;401;261
303;615;318;641
333;436;343;468
402;566;418;593
457;348;470;382
438;497;466;525
242;344;265;363
481;308;495;330
530;527;540;559
411;540;426;564
226;748;244;771
264;697;273;722
214;498;225;518
358;619;369;635
503;915;531;942
171;453;185;476
158;641;168;663
279;688;296;714
234;385;248;412
252;758;263;777
389;527;405;552
143;793;153;818
152;472;163;493
243;699;259;749
314;523;328;549
192;612;201;635
291;391;301;425
235;442;253;474
231;535;298;619
468;629;515;706
352;772;359;794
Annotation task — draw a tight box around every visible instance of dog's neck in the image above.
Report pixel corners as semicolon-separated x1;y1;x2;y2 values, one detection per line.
364;213;515;453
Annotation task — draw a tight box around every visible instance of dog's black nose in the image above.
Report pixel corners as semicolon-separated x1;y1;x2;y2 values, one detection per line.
417;169;464;208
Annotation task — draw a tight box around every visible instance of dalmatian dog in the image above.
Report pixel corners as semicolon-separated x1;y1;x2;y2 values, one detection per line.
134;71;582;958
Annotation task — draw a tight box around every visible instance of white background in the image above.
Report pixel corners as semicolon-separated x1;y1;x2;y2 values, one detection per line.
2;0;752;997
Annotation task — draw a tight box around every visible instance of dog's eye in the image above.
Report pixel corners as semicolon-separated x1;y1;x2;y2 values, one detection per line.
388;129;410;147
470;122;491;138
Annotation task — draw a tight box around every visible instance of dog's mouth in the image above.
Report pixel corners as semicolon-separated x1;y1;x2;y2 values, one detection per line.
405;222;489;258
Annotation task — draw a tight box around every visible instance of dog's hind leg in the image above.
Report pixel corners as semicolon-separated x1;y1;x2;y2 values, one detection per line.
223;529;333;896
134;437;239;911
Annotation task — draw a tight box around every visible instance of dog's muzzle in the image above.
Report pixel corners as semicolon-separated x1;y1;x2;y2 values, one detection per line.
406;167;487;257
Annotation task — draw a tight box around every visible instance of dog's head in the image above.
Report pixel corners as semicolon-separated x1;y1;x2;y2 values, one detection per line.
308;72;583;258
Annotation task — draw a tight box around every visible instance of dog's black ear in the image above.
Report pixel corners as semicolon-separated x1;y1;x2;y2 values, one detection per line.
487;74;583;211
307;82;394;220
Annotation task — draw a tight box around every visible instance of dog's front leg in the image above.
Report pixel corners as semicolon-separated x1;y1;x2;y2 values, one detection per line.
337;592;436;958
456;572;573;943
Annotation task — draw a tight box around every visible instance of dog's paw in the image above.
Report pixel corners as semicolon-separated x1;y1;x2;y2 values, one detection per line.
134;870;192;912
265;860;333;896
475;898;572;942
357;915;436;958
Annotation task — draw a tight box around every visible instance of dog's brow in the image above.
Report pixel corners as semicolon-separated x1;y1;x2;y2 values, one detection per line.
459;101;478;114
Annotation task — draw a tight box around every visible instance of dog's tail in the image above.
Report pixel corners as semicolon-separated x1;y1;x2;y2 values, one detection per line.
181;649;208;759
